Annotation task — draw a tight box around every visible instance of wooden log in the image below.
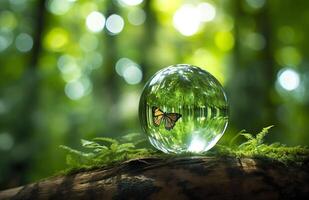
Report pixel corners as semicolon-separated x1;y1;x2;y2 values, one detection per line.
0;157;309;200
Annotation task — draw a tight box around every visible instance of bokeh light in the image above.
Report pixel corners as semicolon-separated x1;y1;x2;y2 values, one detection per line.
84;52;103;69
123;65;142;85
65;80;85;100
243;32;266;51
15;33;33;52
0;11;18;30
47;0;73;15
115;57;142;84
215;31;234;51
9;0;28;11
173;3;216;36
245;0;265;9
44;28;69;51
275;46;302;67
277;68;300;91
118;0;144;6
64;78;92;100
173;4;200;36
128;8;146;26
115;57;136;76
0;29;14;52
79;34;98;52
86;11;106;33
277;26;296;44
57;55;81;82
106;14;125;35
197;2;216;22
186;49;224;84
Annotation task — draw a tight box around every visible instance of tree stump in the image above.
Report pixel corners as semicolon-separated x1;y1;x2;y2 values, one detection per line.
0;156;308;200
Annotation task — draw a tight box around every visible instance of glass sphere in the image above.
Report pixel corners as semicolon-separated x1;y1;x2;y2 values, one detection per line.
139;64;228;153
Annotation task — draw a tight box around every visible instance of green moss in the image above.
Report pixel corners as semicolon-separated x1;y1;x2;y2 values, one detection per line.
59;133;161;174
213;126;309;165
60;126;309;174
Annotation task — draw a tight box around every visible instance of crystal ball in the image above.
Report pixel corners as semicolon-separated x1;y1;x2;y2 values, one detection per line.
139;64;228;153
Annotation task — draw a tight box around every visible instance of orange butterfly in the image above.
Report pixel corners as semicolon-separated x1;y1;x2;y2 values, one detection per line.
152;106;182;130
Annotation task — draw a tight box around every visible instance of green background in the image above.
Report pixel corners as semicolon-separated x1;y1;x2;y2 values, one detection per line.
0;0;308;189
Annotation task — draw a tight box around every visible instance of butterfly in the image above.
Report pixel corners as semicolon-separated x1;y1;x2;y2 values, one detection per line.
152;106;182;130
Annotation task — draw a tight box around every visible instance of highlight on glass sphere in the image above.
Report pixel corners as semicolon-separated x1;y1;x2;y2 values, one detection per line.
139;64;228;154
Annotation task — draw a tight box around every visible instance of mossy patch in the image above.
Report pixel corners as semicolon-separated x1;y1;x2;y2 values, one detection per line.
213;126;309;165
60;126;309;174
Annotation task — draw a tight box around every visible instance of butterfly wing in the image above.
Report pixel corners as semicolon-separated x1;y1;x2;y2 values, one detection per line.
152;106;164;127
164;113;182;130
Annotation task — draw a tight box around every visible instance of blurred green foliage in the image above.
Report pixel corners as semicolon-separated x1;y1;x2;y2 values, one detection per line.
0;0;309;189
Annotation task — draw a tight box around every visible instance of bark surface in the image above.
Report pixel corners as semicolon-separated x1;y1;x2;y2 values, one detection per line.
1;157;308;200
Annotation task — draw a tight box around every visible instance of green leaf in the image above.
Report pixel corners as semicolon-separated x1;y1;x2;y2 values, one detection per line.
93;137;119;145
241;133;254;140
117;143;135;150
256;125;274;144
81;139;108;150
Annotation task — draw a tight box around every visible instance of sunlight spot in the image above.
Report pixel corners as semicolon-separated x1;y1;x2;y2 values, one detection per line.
278;68;300;91
173;4;200;36
173;3;216;36
188;136;206;153
106;14;124;35
86;11;105;33
15;33;33;52
197;2;216;22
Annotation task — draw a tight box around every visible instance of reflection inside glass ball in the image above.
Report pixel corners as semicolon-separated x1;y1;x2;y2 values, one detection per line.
139;64;228;153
